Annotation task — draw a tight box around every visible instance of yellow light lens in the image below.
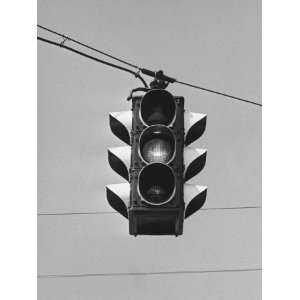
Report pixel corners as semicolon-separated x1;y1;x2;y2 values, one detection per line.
142;138;172;163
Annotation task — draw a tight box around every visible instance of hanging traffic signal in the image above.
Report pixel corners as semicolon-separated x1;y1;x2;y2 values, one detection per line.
106;88;207;236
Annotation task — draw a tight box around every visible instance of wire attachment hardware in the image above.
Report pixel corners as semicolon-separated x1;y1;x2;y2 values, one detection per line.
127;70;175;101
127;87;149;101
59;35;69;47
149;70;168;89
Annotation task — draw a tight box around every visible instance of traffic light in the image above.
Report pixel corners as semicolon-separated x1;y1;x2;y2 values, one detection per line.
106;88;207;236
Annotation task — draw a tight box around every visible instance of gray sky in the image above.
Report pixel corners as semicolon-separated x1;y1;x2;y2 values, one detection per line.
38;0;261;299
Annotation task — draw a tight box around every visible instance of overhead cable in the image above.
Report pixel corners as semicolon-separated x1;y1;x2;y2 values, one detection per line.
38;268;262;279
37;24;139;69
38;25;262;107
37;206;261;217
37;36;148;88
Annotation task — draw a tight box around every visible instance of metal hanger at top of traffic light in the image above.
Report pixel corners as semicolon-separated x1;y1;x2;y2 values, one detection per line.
127;70;176;101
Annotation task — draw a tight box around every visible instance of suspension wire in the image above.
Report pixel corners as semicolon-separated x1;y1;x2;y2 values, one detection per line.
38;25;261;107
37;206;261;217
37;36;148;88
139;68;262;107
37;24;139;69
38;268;261;279
175;80;262;107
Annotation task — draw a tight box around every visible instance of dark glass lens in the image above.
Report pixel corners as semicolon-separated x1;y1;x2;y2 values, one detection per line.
141;89;176;126
139;163;175;205
145;184;168;203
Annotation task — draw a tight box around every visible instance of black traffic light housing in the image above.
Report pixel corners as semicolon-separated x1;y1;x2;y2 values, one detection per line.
129;90;185;235
107;87;207;236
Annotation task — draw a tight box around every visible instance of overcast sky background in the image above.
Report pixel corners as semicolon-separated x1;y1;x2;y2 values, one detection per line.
38;1;261;299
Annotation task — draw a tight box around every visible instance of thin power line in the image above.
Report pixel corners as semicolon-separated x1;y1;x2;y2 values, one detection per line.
37;36;148;88
38;211;117;216
201;205;261;211
37;206;261;216
37;25;261;107
37;24;139;69
175;80;262;107
38;268;261;279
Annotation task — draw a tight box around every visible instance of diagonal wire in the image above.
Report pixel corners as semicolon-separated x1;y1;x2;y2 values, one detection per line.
37;36;148;88
37;24;139;69
37;24;261;107
175;80;262;107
